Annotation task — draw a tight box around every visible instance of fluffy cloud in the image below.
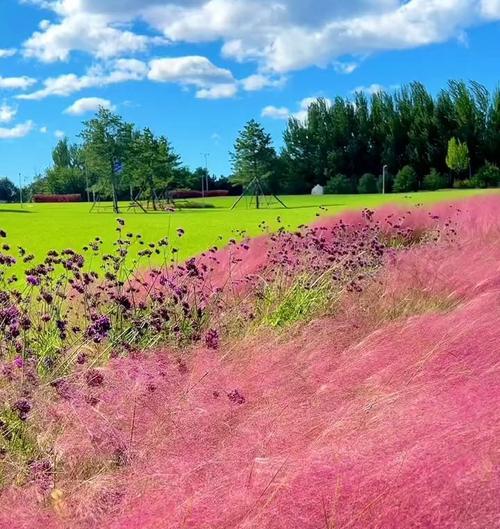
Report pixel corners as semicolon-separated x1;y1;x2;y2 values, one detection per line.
18;55;237;100
196;83;237;99
148;56;233;86
148;56;237;98
23;0;498;75
0;120;34;139
0;76;37;90
352;84;386;95
17;59;147;100
241;74;286;91
261;105;290;120
64;96;115;115
0;49;16;58
0;102;17;123
262;96;332;122
23;14;161;62
54;130;65;138
481;0;500;17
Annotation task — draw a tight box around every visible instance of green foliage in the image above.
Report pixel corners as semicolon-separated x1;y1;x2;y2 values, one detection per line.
423;169;448;191
357;173;378;194
80;107;134;210
471;162;500;188
230;119;277;188
446;137;470;177
453;179;475;189
325;173;353;194
128;128;181;209
394;166;418;193
0;178;18;202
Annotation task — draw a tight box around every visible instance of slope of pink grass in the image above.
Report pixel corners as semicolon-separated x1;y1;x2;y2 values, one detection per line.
2;195;499;529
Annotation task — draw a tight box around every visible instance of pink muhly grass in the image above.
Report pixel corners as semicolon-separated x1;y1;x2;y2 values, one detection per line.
1;195;499;529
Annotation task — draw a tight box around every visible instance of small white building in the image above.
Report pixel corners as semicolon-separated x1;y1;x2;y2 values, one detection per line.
311;184;324;196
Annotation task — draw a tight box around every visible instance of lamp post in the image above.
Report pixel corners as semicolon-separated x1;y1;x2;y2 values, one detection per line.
201;152;210;197
19;173;23;207
382;165;388;195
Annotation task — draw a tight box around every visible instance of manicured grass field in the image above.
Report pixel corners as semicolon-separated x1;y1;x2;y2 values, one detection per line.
0;189;494;271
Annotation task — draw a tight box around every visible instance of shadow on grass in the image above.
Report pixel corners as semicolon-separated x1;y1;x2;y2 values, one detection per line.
229;203;347;210
0;209;33;214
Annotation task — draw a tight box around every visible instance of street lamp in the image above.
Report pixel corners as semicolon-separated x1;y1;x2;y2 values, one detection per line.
19;173;23;207
201;152;210;197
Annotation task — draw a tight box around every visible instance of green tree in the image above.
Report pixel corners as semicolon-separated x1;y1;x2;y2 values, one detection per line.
52;138;72;169
446;137;470;181
324;173;353;194
230;119;277;189
80;108;134;213
394;165;418;193
472;162;500;188
129;128;181;209
423;168;448;191
357;173;378;194
0;177;18;202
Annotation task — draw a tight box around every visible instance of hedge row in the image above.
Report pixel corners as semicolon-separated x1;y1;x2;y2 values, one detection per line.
170;189;229;199
33;194;82;203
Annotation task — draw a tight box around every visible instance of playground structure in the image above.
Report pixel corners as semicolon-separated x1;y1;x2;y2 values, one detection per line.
231;176;287;210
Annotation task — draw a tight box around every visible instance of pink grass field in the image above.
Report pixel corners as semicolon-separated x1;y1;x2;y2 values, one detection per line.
2;195;500;529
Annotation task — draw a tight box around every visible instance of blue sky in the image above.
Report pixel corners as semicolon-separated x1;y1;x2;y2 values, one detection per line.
0;0;500;183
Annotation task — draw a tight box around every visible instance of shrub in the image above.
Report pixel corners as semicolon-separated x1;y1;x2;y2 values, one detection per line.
325;174;353;194
471;162;500;188
453;179;474;189
33;194;81;203
171;189;229;199
423;169;448;191
394;166;418;193
357;173;378;194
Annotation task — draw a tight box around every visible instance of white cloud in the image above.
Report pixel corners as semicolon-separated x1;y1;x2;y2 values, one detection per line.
148;56;233;86
352;83;385;95
54;130;65;139
241;74;286;91
196;83;237;99
333;61;359;74
481;0;500;18
23;0;499;77
263;96;332;122
0;102;17;123
40;126;48;133
0;120;34;139
17;59;147;100
0;49;16;58
148;56;237;98
23;13;161;62
261;105;290;120
18;54;238;101
0;76;37;90
64;96;115;115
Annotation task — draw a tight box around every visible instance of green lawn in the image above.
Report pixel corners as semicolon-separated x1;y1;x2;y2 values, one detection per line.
0;189;494;272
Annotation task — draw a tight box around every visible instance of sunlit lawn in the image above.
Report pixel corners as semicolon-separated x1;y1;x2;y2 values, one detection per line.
0;189;494;272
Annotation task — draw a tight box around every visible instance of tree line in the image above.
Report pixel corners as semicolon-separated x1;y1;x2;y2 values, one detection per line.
1;79;499;204
278;80;500;193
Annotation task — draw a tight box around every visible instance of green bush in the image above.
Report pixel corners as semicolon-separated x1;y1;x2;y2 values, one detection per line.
471;162;500;188
325;174;353;194
394;165;418;193
357;173;378;194
453;179;474;189
423;169;448;191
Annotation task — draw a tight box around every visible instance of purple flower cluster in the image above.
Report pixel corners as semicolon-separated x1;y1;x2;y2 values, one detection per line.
86;315;112;343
